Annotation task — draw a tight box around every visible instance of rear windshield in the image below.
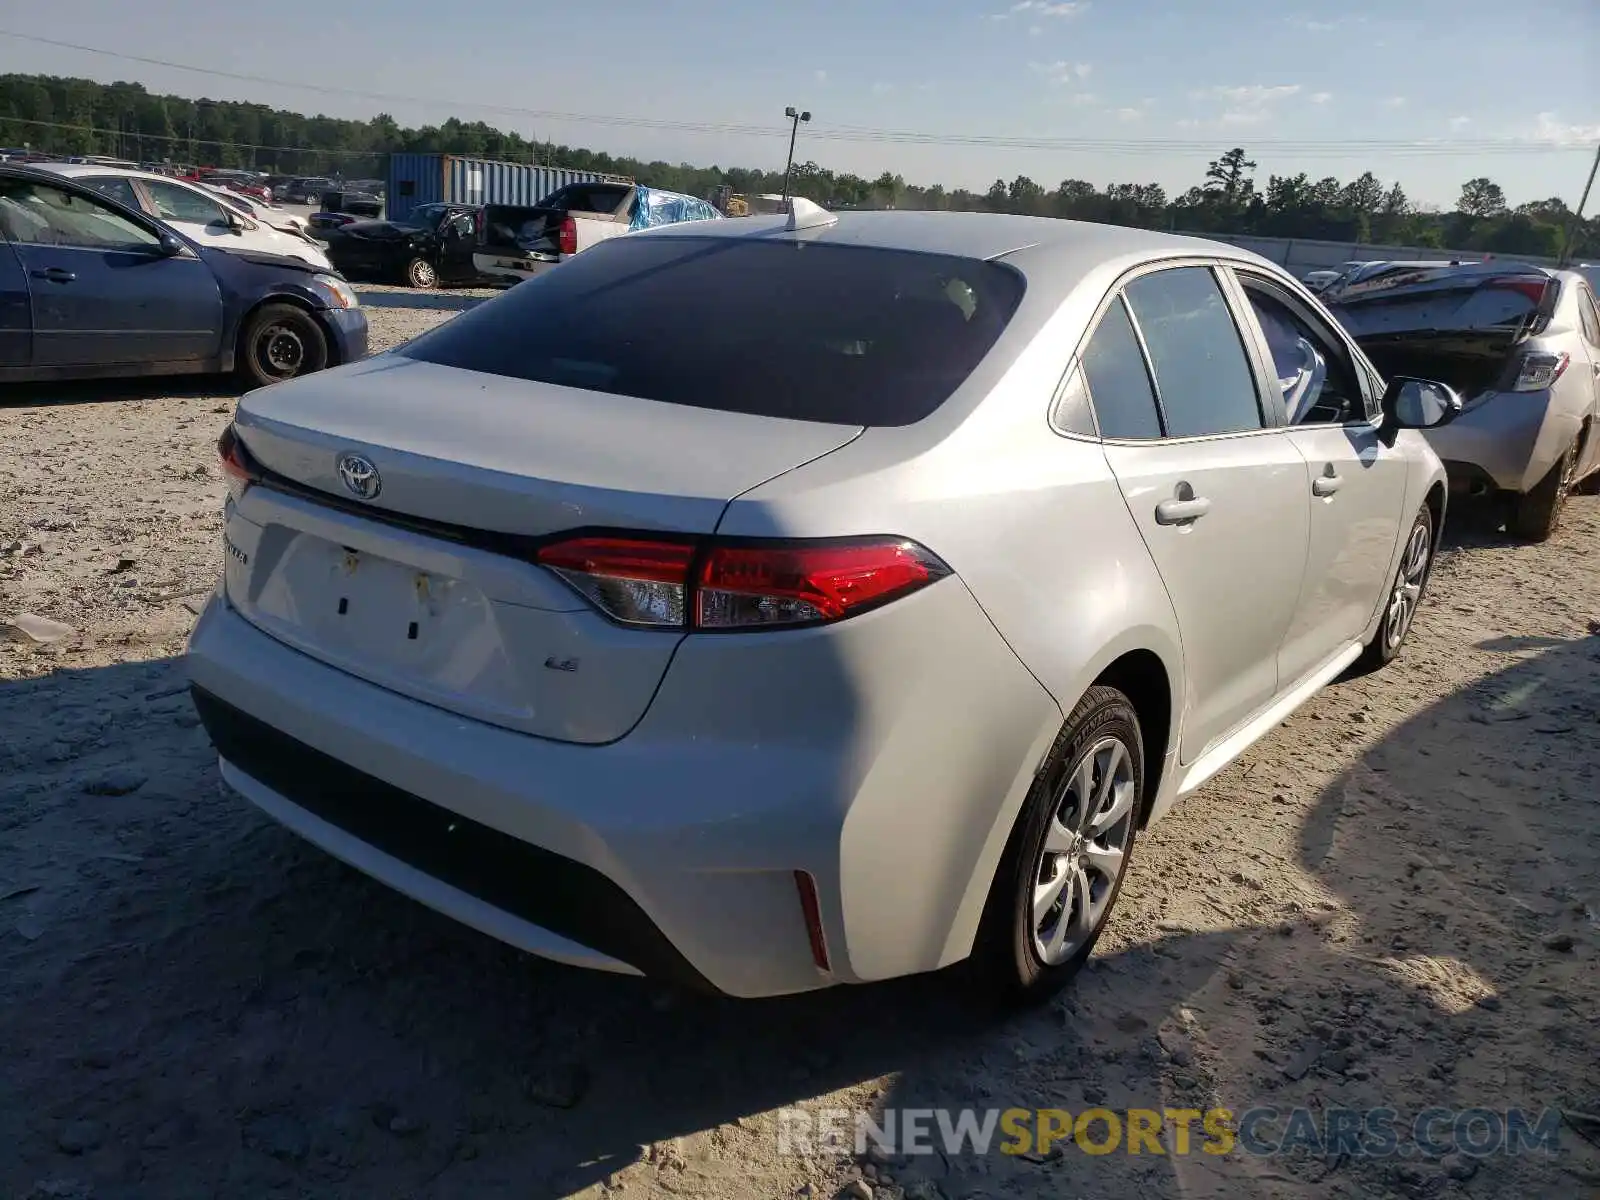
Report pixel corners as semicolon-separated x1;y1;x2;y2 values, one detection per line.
400;236;1025;426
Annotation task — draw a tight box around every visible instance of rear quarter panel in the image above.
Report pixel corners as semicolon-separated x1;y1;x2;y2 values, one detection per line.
719;383;1187;971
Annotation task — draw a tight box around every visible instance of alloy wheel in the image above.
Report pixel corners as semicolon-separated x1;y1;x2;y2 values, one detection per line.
1030;736;1137;967
1385;519;1430;651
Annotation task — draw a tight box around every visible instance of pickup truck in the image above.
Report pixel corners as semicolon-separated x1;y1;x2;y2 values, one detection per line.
471;182;721;284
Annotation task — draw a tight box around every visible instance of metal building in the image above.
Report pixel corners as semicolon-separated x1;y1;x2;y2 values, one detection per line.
384;154;632;222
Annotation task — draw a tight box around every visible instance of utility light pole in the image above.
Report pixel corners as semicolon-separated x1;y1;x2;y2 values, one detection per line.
1557;139;1600;267
781;106;811;208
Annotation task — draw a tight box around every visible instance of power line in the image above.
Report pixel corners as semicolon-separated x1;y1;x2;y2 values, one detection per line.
0;27;1592;159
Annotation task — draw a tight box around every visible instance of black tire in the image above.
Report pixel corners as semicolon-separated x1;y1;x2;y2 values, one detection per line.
237;303;329;389
404;257;438;289
1507;438;1578;542
971;686;1144;1006
1352;503;1435;675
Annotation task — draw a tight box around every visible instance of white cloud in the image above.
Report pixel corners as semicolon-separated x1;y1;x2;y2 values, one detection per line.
1028;24;1042;35
1530;111;1600;145
993;0;1087;19
814;69;828;85
871;81;895;96
1030;60;1094;87
1383;95;1407;109
1115;107;1144;122
1183;83;1303;128
1310;91;1333;104
1448;115;1471;130
1010;0;1089;15
1196;83;1303;105
1296;17;1338;32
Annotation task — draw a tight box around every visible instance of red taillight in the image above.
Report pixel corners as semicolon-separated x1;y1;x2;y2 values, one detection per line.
794;870;831;973
217;424;258;496
1485;276;1550;307
535;536;695;628
558;216;577;256
532;534;949;631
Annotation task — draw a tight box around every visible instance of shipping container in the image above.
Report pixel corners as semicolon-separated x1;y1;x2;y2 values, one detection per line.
384;153;632;223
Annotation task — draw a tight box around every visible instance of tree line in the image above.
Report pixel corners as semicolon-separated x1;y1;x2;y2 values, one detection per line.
1;73;1593;259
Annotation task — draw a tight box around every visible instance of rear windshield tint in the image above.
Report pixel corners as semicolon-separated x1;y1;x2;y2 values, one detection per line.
399;236;1025;426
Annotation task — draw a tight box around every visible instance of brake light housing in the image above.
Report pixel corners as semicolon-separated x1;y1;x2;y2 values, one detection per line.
558;216;577;256
534;534;951;632
1509;350;1569;393
216;423;259;501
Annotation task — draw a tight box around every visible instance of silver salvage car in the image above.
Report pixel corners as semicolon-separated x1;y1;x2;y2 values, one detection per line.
186;205;1459;1001
1324;260;1600;541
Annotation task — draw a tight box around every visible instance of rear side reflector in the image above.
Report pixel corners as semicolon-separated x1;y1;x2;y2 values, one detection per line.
1510;351;1569;392
558;216;577;256
533;534;950;631
794;870;831;973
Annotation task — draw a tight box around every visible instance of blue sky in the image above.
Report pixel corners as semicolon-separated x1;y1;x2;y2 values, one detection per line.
2;0;1596;207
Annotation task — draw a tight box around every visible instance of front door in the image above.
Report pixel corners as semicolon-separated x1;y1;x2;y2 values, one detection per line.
136;177;250;257
0;177;224;367
0;239;30;367
1230;271;1409;685
1085;264;1310;762
439;209;480;280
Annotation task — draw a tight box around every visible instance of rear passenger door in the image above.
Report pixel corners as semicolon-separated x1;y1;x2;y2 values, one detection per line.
1085;263;1310;763
1230;270;1408;686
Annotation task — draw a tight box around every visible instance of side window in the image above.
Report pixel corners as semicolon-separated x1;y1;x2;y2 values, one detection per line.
1124;266;1263;438
143;180;227;226
83;176;143;212
1241;286;1366;425
1080;296;1162;439
0;180;160;251
1577;285;1600;349
1050;360;1097;437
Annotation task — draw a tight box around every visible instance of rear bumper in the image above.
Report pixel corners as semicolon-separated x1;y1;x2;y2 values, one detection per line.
1423;390;1572;494
192;685;712;989
185;583;1061;998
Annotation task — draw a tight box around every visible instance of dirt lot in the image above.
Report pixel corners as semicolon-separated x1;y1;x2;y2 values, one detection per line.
2;287;1598;1200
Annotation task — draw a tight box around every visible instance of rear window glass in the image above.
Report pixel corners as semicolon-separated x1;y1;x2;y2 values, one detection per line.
400;236;1025;426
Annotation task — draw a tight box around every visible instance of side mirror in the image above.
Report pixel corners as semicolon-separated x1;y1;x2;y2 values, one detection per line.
157;232;186;257
1380;376;1462;443
223;208;246;234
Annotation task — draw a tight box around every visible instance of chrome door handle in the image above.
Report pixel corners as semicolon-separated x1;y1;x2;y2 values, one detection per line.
1312;474;1343;497
1154;496;1211;525
30;267;75;283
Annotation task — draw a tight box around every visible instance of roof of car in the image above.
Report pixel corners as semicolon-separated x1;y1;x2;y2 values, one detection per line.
31;161;203;186
639;207;1261;265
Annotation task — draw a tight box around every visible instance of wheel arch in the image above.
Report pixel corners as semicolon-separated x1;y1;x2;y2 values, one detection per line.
1423;477;1447;551
1090;648;1176;828
236;295;343;366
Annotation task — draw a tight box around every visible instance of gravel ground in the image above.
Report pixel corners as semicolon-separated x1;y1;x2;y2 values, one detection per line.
2;289;1598;1200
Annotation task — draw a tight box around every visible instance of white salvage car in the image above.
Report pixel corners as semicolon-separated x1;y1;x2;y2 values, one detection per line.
38;163;333;271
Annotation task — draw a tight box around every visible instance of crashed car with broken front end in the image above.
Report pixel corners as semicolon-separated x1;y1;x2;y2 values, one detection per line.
1322;260;1600;541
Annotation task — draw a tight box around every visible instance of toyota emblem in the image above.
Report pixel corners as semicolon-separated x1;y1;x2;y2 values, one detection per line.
336;452;381;500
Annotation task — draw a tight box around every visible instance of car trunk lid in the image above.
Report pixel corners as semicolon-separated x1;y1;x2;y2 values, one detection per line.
1325;263;1557;397
222;356;863;742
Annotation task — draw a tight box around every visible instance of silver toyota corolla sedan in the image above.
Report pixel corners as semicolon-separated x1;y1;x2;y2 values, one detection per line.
186;205;1459;1001
1323;260;1600;541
